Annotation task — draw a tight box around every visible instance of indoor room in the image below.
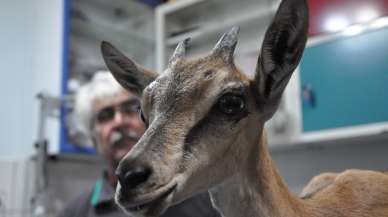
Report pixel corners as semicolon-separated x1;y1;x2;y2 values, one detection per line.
1;0;388;216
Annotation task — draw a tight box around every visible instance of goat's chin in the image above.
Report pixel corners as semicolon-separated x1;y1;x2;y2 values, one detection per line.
114;173;213;217
169;173;215;206
115;182;177;217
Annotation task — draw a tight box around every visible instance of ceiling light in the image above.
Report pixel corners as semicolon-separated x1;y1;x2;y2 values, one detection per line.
324;16;350;32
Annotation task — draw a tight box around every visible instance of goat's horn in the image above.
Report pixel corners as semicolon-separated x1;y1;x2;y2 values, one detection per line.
168;38;190;68
212;26;239;61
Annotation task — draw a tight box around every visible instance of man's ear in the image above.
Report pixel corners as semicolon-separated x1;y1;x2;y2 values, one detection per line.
101;41;157;96
89;127;100;153
251;0;308;120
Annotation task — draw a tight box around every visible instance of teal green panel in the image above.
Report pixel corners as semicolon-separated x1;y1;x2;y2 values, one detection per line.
300;27;388;132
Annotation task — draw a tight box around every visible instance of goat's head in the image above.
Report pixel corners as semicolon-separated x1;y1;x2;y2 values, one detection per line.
101;0;308;216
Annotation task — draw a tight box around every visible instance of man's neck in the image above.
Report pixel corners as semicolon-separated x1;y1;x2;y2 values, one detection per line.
106;167;118;188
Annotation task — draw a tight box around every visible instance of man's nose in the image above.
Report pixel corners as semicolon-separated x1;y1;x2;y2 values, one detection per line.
112;110;126;125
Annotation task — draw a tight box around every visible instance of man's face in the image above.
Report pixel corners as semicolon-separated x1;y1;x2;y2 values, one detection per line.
92;90;145;171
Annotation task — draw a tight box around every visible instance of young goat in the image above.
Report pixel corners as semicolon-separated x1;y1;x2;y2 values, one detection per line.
101;0;388;216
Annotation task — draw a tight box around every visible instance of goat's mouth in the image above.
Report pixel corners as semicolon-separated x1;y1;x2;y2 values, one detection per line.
116;183;177;217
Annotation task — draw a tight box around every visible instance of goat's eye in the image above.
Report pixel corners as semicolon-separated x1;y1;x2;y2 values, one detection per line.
140;110;146;123
217;93;245;115
137;105;146;123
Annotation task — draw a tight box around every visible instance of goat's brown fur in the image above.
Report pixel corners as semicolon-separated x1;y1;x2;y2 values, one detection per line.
101;0;388;216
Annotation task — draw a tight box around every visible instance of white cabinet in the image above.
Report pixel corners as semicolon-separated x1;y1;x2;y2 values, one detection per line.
155;0;280;74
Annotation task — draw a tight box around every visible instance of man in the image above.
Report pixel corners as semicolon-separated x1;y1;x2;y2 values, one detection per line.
59;71;220;217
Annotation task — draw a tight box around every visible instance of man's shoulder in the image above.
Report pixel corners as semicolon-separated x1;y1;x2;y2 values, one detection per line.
162;192;221;217
57;188;94;217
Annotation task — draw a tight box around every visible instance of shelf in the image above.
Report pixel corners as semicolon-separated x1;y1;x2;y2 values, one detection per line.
70;0;154;65
166;5;277;47
71;19;152;45
269;128;388;153
61;0;157;155
157;0;206;15
269;122;388;149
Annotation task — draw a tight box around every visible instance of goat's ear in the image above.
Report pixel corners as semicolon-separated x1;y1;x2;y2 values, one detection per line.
101;41;157;96
251;0;308;120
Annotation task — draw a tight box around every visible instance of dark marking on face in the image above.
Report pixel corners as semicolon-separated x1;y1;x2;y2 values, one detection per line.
203;69;216;80
180;84;249;167
180;113;215;172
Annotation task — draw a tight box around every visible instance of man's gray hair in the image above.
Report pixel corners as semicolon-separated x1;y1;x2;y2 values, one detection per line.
73;71;124;146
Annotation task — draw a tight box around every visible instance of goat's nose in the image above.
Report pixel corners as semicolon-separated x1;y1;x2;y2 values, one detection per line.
116;165;152;190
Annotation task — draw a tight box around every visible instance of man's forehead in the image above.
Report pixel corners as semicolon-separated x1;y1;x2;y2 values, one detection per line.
93;90;138;112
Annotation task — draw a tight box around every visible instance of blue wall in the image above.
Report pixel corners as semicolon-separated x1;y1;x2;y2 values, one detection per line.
300;27;388;132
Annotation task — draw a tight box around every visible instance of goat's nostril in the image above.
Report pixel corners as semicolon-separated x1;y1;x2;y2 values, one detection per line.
117;166;152;190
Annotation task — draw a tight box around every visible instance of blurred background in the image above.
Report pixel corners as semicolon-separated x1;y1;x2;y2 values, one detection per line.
1;0;388;216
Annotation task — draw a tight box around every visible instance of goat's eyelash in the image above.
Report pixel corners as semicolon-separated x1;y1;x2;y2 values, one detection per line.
219;87;245;98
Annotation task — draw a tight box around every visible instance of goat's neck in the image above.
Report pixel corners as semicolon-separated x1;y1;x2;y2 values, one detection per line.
209;131;306;217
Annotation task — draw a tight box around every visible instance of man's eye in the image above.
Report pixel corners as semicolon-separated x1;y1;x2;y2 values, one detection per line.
217;93;245;116
96;107;114;123
121;101;139;114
